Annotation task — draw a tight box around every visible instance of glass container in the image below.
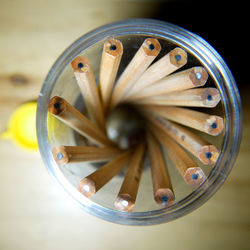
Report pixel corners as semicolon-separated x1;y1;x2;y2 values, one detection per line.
36;19;242;225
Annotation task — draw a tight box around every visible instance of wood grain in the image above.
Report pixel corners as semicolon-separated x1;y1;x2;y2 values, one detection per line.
153;128;206;187
134;88;221;108
146;130;175;207
52;145;122;165
115;141;146;212
126;67;208;101
145;105;224;136
71;56;106;132
99;38;123;114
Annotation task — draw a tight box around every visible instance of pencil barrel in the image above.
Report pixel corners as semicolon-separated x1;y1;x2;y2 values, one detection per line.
48;96;114;147
99;38;123;113
52;145;122;165
127;67;208;101
134;88;221;108
110;38;161;109
146;106;224;136
143;110;219;165
125;47;187;99
115;141;146;211
153;129;206;187
72;56;106;132
78;150;132;197
147;131;175;207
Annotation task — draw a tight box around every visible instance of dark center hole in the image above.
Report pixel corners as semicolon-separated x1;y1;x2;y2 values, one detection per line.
148;43;155;50
78;62;84;69
207;94;212;101
192;173;199;180
211;122;217;129
106;104;146;150
175;54;182;61
110;44;117;51
205;152;212;159
53;102;60;109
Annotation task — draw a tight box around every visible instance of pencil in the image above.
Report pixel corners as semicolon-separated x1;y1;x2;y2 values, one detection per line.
99;38;123;114
78;150;132;197
142;110;219;165
146;130;175;207
48;96;114;147
114;141;146;212
109;38;161;109
52;145;122;165
134;88;221;108
153;128;206;187
71;56;105;131
125;47;187;99
126;67;208;101
145;105;224;136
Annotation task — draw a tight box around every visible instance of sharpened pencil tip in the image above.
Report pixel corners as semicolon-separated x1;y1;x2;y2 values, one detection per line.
78;178;96;197
110;44;117;51
155;188;175;207
195;72;202;80
184;168;206;187
211;122;217;129
115;194;135;212
48;97;66;116
192;173;199;180
205;152;212;159
120;199;129;207
161;195;168;204
148;43;155;50
57;152;63;160
52;146;69;165
175;54;182;61
207;94;213;101
53;102;60;109
77;62;84;69
83;184;90;192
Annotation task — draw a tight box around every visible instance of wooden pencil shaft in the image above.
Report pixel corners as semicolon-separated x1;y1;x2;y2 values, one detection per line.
127;67;208;101
146;131;175;206
147;131;172;191
124;47;187;99
146;105;224;136
48;96;114;147
110;38;161;109
117;141;145;196
99;39;123;113
135;88;221;108
71;56;105;131
154;129;198;176
153;129;206;186
115;141;146;211
78;150;131;197
143;110;219;165
52;145;122;165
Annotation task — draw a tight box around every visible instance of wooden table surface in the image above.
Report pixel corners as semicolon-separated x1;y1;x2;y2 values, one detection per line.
0;1;249;249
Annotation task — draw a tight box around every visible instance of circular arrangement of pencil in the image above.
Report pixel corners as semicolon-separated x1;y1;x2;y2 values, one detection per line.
48;37;224;212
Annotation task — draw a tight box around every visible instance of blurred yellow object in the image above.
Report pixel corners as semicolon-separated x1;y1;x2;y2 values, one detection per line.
0;102;38;150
